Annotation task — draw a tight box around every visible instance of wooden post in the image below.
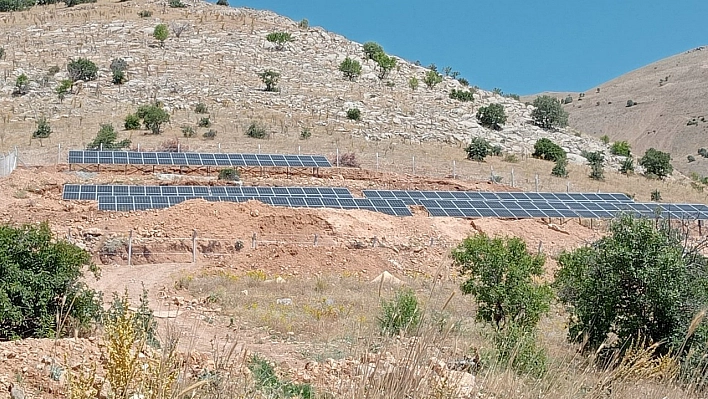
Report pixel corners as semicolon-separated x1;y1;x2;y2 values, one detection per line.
336;148;339;168
453;160;457;179
412;156;415;174
535;174;539;192
376;152;379;172
192;230;197;264
537;240;543;254
127;230;133;266
313;234;318;247
251;232;257;249
511;168;515;187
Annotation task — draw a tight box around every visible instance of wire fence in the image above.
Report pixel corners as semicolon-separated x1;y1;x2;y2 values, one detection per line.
0;149;18;177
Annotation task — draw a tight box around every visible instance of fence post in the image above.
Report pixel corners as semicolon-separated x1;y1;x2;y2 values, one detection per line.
567;181;570;192
178;143;181;152
490;166;495;184
336;148;339;168
137;143;140;152
376;153;379;172
251;232;257;249
298;146;301;155
258;144;261;154
57;144;61;166
313;234;318;247
192;230;197;264
218;143;221;153
535;174;539;192
127;230;133;266
100;143;103;151
511;168;515;187
537;240;543;254
412;156;416;174
453;160;456;179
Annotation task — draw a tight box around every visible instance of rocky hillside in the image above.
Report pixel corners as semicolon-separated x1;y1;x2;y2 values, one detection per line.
525;46;708;174
0;0;614;166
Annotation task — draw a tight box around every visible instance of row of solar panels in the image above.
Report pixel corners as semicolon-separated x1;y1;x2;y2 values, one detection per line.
62;184;353;200
97;196;412;216
67;151;332;168
419;199;708;220
363;190;633;204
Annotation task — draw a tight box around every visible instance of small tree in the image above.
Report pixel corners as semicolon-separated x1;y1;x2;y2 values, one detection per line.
197;117;211;128
465;137;492;162
584;151;604;180
300;128;311;140
87;124;131;150
55;79;72;103
265;32;292;51
168;0;185;8
216;0;228;5
346;108;361;121
650;189;662;202
32;117;52;146
449;89;475;102
610;141;631;156
259;69;280;92
552;157;568;177
194;102;208;114
218;168;240;181
110;58;128;85
246;122;268;139
67;58;98;82
124;113;141;130
13;73;29;96
423;69;442;89
699;148;708;158
619;157;634;175
688;155;696;163
373;52;396;79
476;103;507;130
531;95;568;129
153;24;169;48
135;104;170;135
408;76;419;90
181;125;195;138
532;138;566;162
203;129;217;140
362;41;383;60
639;148;673;178
297;18;309;29
600;135;610;144
339;57;362;81
378;288;421;336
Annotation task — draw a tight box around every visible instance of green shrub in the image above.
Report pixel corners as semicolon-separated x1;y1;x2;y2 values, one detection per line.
563;95;573;104
465;137;491;162
620;157;634;174
555;215;708;366
610;141;631;156
87;124;131;150
346;108;361;121
64;0;96;7
491;145;502;156
259;69;280;92
247;354;314;399
300;128;311;140
423;69;443;89
168;0;185;8
13;73;29;96
531;95;568;129
197;117;211;128
0;223;102;340
626;99;635;107
378;288;421;336
138;10;152;18
339;57;362;81
0;0;35;12
32;117;52;146
105;288;159;349
246;122;268;139
362;41;383;60
67;58;98;82
216;0;228;5
266;32;292;50
373;52;396;79
584;151;604;180
651;189;662;202
218;168;240;181
532;138;566;162
639;148;673;179
111;70;126;85
688;155;696;163
449;88;475;102
600;135;610;144
110;58;128;84
135;104;170;135
194;102;208;114
490;323;548;378
552;157;568;177
476;103;507;130
203;129;217;140
297;18;309;29
181;125;195;138
124;113;141;130
153;24;168;47
699;148;708;158
408;76;419;90
457;77;469;86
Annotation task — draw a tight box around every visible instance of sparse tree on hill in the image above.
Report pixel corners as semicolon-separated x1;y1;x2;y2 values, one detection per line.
216;0;228;5
363;41;383;60
67;58;98;82
610;141;631;157
110;58;128;85
32;117;52;147
552;157;568;177
408;76;419;90
531;95;568;129
259;69;280;92
374;52;396;79
135;104;170;135
465;137;492;162
619;157;634;175
476;103;507;130
423;69;443;89
86;124;131;150
266;32;292;51
13;73;29;96
339;57;362;81
639;148;673;179
532;138;566;162
153;24;169;48
55;79;72;103
584;151;605;180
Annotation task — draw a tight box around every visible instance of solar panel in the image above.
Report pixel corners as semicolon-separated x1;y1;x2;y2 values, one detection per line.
363;190;635;203
67;151;333;168
96;196;412;216
63;185;354;200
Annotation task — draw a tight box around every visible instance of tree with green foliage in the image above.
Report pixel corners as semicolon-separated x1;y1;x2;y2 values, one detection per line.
0;0;35;12
124;113;141;130
555;215;708;367
465;137;491;162
423;69;443;89
265;31;292;51
552;157;568;177
135;104;170;135
449;89;475;102
408;76;419;90
600;135;610;144
153;24;169;48
476;103;507;130
86;124;131;150
610;141;631;156
67;58;98;82
378;288;421;336
110;58;128;85
13;73;29;96
0;223;102;340
362;41;383;60
32;116;51;146
258;69;280;92
55;79;72;103
218;168;240;181
639;148;673;178
216;0;228;6
64;0;97;6
246;122;268;139
620;157;634;175
531;95;569;129
338;57;362;81
532;138;566;162
584;151;605;180
346;108;361;121
373;52;396;79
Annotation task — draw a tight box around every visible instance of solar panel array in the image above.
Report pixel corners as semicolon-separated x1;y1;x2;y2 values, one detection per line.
68;150;332;168
419;199;708;220
97;196;412;216
63;184;353;201
363;190;633;205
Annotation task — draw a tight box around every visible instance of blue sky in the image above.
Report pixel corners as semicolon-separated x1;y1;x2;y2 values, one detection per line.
229;1;707;95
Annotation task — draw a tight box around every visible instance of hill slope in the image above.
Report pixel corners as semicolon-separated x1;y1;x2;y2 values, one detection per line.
526;47;708;174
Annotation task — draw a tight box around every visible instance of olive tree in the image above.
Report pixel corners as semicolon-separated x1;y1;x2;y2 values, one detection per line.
531;95;568;129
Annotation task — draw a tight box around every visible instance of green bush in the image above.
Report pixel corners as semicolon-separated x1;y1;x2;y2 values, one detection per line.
465;137;491;162
194;102;208;114
362;41;383;60
339;57;362;81
300;128;311;140
218;168;240;181
266;32;292;50
699;148;708;158
490;323;548;378
197;117;211;128
346;108;361;121
457;77;469;86
64;0;96;7
531;95;568;129
247;354;313;399
449;88;475;102
476;103;507;130
373;52;396;79
32;117;52;146
297;18;309;29
552;157;568;177
168;0;185;8
378;288;422;336
0;0;35;12
688;155;696;163
423;69;443;89
639;148;673;179
532;138;566;162
55;79;72;103
620;157;634;175
610;141;631;156
626;99;635;107
124;113;141;130
259;69;280;92
203;129;217;140
555;215;708;365
216;0;228;5
408;76;419;90
246;122;268;139
600;134;610;144
453;233;552;330
110;58;128;85
135;104;170;135
105;289;159;349
13;73;29;96
138;10;152;18
67;58;98;82
0;223;102;340
86;124;130;150
153;24;168;47
584;151;604;180
181;125;195;138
